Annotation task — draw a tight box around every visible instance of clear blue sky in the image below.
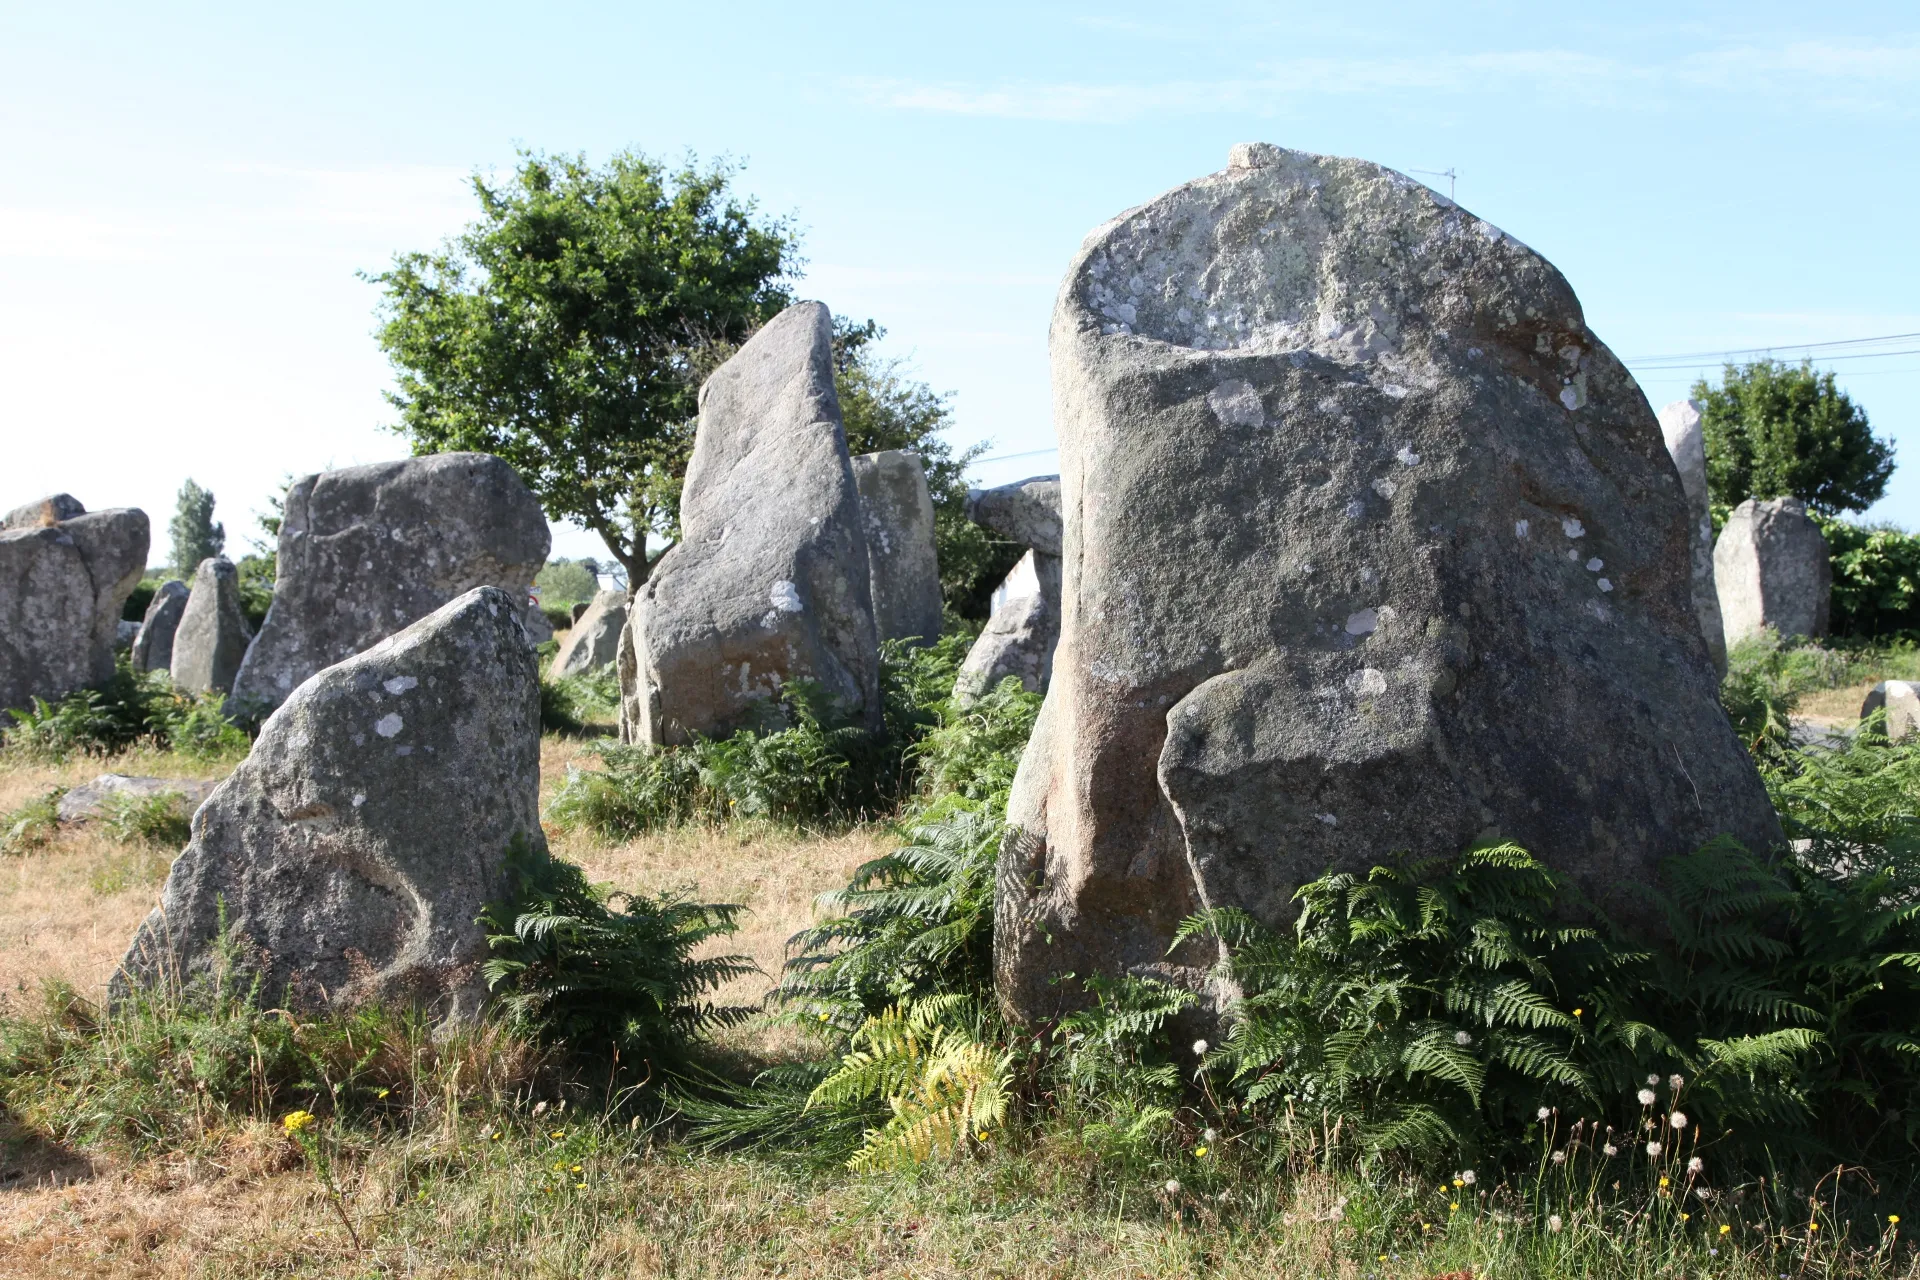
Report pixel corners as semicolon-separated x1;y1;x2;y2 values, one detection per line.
4;2;1916;564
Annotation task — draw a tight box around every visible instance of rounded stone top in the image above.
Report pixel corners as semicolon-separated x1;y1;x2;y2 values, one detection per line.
1227;142;1286;170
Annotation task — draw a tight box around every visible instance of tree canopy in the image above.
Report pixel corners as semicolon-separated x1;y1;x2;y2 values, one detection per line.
368;150;796;583
1695;359;1894;515
167;479;224;576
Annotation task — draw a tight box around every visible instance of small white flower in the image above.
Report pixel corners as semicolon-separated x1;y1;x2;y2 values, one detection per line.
1192;1039;1209;1057
1537;1106;1551;1120
1455;1030;1472;1045
1460;1170;1477;1185
1669;1073;1685;1091
1688;1157;1704;1174
1646;1074;1661;1087
1638;1089;1657;1106
1603;1144;1619;1156
1670;1111;1689;1130
1646;1141;1663;1157
1548;1214;1564;1232
1551;1150;1567;1165
1164;1179;1181;1195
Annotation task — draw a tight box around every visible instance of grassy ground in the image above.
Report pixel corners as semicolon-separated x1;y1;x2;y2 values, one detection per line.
1782;643;1920;725
3;727;1917;1276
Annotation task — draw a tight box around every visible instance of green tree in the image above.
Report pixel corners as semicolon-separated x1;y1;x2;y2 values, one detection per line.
832;320;1017;621
535;558;601;606
368;150;796;584
1695;359;1894;515
167;479;224;576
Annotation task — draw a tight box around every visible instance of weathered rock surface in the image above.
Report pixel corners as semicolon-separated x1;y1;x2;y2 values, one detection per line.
1862;680;1920;741
550;588;629;677
851;450;943;647
116;586;545;1023
171;558;254;694
954;476;1063;704
1657;400;1727;672
3;494;86;529
0;498;149;712
115;619;139;651
622;302;880;745
131;579;190;673
955;550;1060;702
995;143;1780;1022
1714;497;1831;646
231;454;550;710
58;774;220;824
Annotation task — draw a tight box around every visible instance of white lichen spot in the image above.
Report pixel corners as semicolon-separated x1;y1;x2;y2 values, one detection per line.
351;792;366;808
374;713;403;739
1372;478;1398;499
1345;668;1389;697
1586;558;1604;572
769;581;804;613
1317;813;1339;827
1344;499;1366;520
1559;385;1581;410
383;675;418;695
1597;578;1614;593
1562;517;1586;539
1515;520;1530;538
1380;384;1410;399
395;745;413;757
1206;379;1265;427
1345;608;1379;637
1396;445;1421;466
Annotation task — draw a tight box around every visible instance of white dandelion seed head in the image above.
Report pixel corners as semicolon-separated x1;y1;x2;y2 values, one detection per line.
1537;1106;1551;1120
1548;1214;1564;1232
1647;1074;1661;1087
1164;1179;1181;1195
1604;1144;1619;1156
1192;1039;1209;1057
1669;1074;1685;1091
1202;1128;1218;1143
1460;1170;1477;1185
1670;1111;1689;1130
1638;1089;1657;1106
1647;1141;1663;1157
1688;1157;1704;1174
1455;1030;1472;1045
1551;1150;1567;1164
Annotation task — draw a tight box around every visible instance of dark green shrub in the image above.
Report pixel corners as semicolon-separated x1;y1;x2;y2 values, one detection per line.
0;790;62;856
2;656;250;762
1819;516;1920;640
540;666;621;734
479;840;756;1073
100;790;193;847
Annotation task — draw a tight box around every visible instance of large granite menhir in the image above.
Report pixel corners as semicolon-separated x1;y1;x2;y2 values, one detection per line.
1657;400;1727;672
170;557;253;694
232;454;549;710
551;588;629;677
621;302;880;745
0;494;149;713
954;475;1063;704
131;579;189;673
1714;497;1830;646
116;587;545;1024
995;143;1781;1023
851;450;943;648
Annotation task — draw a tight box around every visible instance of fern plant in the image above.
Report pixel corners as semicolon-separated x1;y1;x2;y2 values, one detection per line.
478;840;757;1073
807;995;1012;1170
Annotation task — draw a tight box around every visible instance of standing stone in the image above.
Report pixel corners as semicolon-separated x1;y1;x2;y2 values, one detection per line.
621;302;880;745
231;454;550;711
996;144;1780;1023
954;476;1063;704
131;579;190;673
1714;497;1831;647
0;496;149;713
1657;400;1727;673
550;588;629;677
1861;680;1920;741
851;450;944;647
115;586;544;1025
170;557;254;694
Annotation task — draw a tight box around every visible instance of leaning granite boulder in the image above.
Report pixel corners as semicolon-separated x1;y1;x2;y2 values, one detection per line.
1861;680;1920;741
1657;400;1727;672
0;496;149;713
115;586;544;1024
58;774;220;824
131;579;190;673
231;454;549;711
622;301;880;745
995;143;1781;1023
1714;497;1831;646
851;450;943;647
170;558;254;694
954;476;1063;704
550;588;629;677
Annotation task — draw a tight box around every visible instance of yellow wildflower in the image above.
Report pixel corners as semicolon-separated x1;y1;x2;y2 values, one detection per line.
550;1130;564;1139
1194;1145;1209;1158
1450;1202;1460;1212
1572;1007;1583;1017
1720;1225;1731;1234
1659;1176;1670;1188
1810;1223;1820;1232
1890;1215;1901;1225
282;1110;317;1135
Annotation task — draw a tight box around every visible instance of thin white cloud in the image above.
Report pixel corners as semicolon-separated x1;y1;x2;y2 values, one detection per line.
850;37;1920;122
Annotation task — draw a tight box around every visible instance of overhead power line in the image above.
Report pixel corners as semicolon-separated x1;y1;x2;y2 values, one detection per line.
1622;331;1920;370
